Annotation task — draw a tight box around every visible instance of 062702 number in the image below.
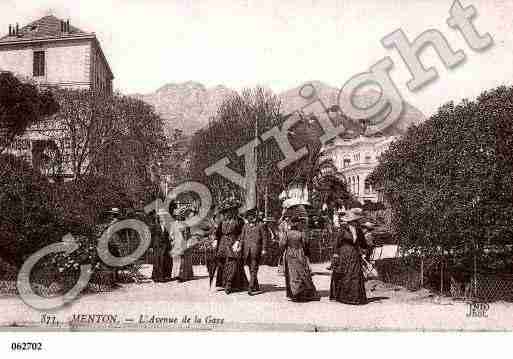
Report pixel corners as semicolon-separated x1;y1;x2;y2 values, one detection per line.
11;342;43;351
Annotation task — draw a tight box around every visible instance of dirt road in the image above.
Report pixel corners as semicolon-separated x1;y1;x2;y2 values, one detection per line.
1;263;512;331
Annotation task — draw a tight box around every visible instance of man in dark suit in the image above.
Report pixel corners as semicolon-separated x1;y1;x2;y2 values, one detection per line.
241;211;270;295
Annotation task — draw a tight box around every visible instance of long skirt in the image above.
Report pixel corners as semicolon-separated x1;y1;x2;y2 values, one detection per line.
215;257;248;291
329;244;367;305
283;248;318;301
152;249;173;282
179;252;194;281
172;253;194;281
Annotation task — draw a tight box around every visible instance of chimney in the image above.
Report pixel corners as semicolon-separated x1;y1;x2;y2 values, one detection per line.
15;23;19;36
66;19;70;32
8;24;12;36
60;20;63;32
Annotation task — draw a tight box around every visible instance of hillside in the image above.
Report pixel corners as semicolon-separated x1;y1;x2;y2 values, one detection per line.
131;81;426;137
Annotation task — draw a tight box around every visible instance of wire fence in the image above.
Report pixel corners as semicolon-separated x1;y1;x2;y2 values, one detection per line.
374;256;513;302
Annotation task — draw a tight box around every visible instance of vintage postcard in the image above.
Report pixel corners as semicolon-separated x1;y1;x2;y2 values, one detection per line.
0;0;512;338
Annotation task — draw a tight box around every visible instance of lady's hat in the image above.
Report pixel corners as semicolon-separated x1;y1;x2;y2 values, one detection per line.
157;207;169;216
175;204;195;218
339;207;363;222
362;221;376;229
217;198;241;213
107;207;122;216
285;204;308;220
282;197;310;209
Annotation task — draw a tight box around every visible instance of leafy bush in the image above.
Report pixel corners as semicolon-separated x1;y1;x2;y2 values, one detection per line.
0;154;68;268
369;85;513;262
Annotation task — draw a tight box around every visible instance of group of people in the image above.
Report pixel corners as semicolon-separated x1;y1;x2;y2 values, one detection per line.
208;198;371;305
209;199;269;295
104;196;372;305
150;201;198;283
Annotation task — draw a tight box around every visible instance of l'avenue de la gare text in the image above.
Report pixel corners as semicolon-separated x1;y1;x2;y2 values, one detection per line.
70;313;224;325
139;314;224;325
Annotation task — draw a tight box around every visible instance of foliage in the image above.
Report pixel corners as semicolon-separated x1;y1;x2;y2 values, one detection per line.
0;72;59;153
0;87;166;270
44;89;166;204
189;87;284;212
189;86;351;218
368;85;513;260
0;154;67;268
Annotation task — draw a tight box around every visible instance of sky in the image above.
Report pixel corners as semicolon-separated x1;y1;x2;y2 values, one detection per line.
0;0;512;117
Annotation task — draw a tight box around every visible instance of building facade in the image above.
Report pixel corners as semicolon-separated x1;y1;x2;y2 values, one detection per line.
0;15;113;92
0;15;114;180
321;135;397;204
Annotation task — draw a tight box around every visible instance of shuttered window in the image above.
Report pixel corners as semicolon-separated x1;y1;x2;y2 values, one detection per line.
33;51;45;77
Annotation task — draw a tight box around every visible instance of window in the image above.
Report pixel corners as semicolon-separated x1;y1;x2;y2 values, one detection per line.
33;51;45;77
365;155;372;163
354;153;360;161
364;180;371;194
343;158;351;168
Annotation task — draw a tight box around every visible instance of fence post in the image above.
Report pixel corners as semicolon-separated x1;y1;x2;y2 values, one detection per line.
440;257;444;295
420;257;424;288
473;252;477;300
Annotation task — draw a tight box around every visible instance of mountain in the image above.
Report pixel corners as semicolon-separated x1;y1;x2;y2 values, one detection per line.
131;81;236;137
131;80;426;137
278;81;426;137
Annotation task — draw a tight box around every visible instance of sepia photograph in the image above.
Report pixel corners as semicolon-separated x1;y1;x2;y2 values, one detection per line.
0;1;512;348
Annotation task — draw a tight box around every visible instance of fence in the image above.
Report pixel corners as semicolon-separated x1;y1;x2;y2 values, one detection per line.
187;228;334;266
0;257;118;297
375;256;513;302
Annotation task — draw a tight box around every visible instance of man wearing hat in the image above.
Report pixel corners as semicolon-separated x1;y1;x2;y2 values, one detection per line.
240;210;270;295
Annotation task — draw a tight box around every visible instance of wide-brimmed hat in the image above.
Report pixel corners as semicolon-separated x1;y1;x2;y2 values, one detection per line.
282;197;311;209
106;207;122;216
175;204;195;218
285;204;308;220
339;208;363;222
362;221;376;229
217;198;241;213
157;208;169;216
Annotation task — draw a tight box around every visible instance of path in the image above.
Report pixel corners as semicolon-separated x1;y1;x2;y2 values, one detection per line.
1;263;512;331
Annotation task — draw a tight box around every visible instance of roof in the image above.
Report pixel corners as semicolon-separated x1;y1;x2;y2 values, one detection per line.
0;15;114;79
0;15;90;43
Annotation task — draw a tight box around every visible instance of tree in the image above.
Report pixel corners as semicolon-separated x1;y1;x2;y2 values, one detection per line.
189;87;352;218
0;154;66;268
189;87;281;207
42;89;166;205
0;72;59;153
368;85;513;265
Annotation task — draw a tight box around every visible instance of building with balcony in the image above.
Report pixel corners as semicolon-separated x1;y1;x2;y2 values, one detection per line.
321;135;397;204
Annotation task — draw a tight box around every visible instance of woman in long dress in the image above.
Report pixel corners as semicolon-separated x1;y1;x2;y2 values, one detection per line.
329;208;368;305
213;200;248;294
170;205;195;282
151;209;173;283
279;205;319;302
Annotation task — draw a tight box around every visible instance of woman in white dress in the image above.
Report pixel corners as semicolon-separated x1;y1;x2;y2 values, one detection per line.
170;205;195;282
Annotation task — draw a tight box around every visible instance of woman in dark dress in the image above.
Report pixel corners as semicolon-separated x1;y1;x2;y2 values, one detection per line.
151;208;173;283
329;208;368;305
212;199;249;294
279;205;319;302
